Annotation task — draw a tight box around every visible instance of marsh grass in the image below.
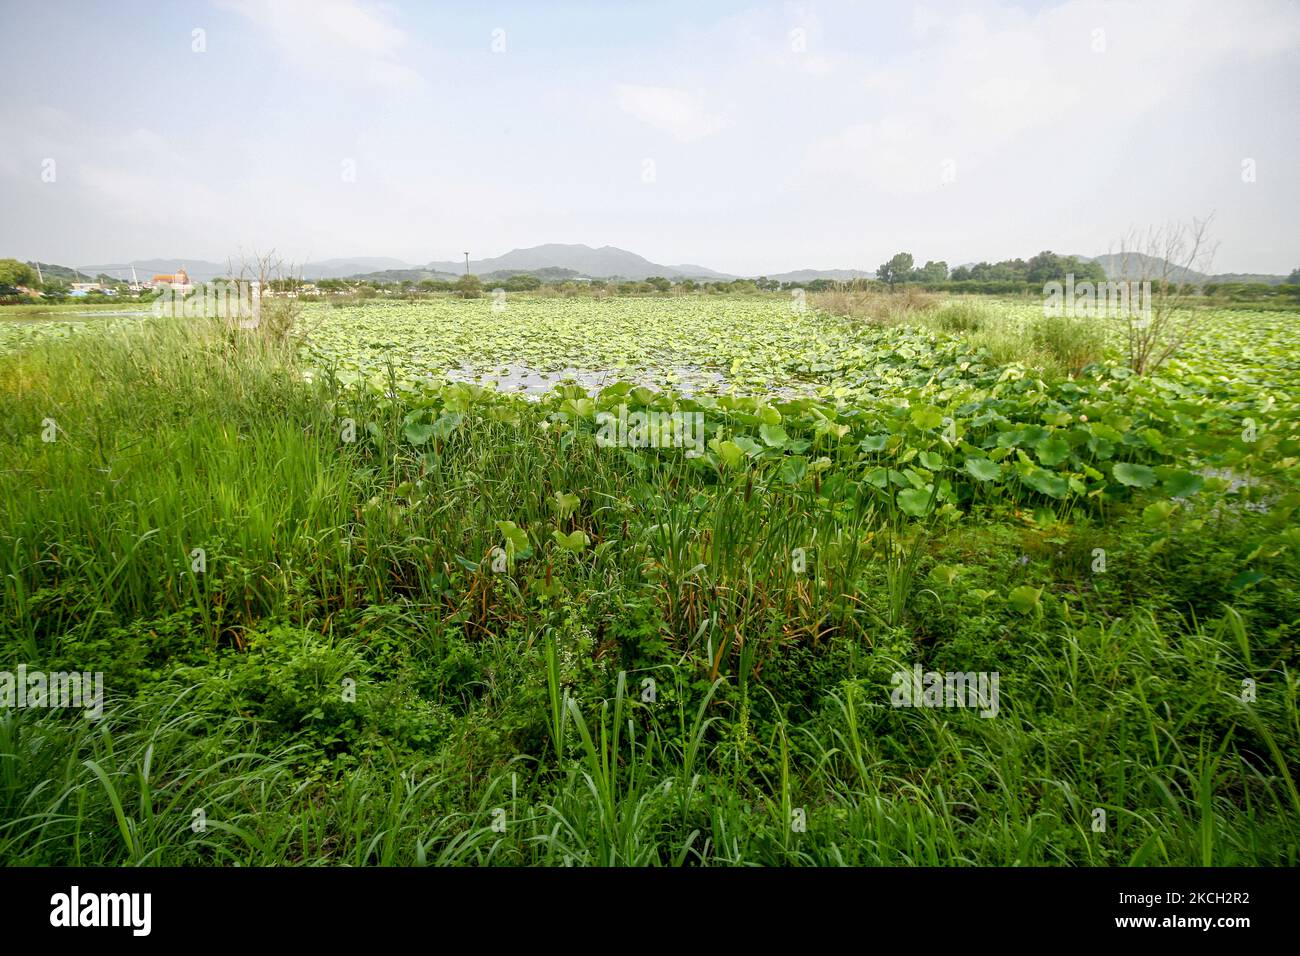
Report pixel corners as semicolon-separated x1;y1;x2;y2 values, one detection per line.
1029;314;1109;375
812;287;937;326
813;293;1111;378
0;311;1295;865
902;298;1113;377
928;300;990;333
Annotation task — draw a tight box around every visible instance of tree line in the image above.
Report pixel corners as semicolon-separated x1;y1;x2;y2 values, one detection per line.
876;251;1107;289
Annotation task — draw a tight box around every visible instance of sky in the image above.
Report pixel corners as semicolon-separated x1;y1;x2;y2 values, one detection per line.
1;0;1298;275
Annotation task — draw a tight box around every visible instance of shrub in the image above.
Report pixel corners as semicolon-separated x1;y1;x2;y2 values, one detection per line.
895;286;938;313
256;295;300;345
929;301;989;333
222;626;368;748
1030;315;1107;374
812;289;935;326
454;274;483;299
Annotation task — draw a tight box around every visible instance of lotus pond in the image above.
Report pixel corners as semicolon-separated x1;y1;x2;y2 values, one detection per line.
298;297;1298;515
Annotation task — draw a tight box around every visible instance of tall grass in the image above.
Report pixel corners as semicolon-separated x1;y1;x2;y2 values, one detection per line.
0;313;1294;866
1029;314;1108;375
808;293;1111;378
812;287;937;326
902;298;1112;377
4;609;1289;865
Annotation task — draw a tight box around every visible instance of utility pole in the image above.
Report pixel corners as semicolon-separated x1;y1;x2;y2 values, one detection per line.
463;252;470;275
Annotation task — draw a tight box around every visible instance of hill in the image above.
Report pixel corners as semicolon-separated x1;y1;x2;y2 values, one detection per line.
1084;254;1289;286
76;257;432;283
766;268;875;283
77;259;229;282
426;244;735;281
54;246;1292;288
345;268;459;284
24;261;88;281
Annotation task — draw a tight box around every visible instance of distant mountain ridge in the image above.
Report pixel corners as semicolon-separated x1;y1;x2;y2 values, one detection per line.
76;259;228;282
1084;253;1205;284
71;246;739;283
953;254;1290;286
49;245;1293;286
75;257;418;283
424;244;734;281
764;268;875;283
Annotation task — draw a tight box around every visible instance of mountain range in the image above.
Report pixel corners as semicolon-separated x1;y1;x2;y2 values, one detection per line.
425;244;736;281
53;244;1293;286
1083;253;1286;286
72;245;872;284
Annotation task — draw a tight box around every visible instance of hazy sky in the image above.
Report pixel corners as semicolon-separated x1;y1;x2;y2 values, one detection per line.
2;0;1297;274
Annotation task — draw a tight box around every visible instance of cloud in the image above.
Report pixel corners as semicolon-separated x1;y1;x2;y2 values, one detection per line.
615;84;728;142
707;4;839;76
2;0;1295;272
803;0;1300;193
0;106;234;260
218;0;422;93
805;116;940;194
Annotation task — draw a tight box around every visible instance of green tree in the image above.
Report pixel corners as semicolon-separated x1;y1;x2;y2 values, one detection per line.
1025;251;1067;285
1026;251;1106;286
1072;258;1107;283
454;273;483;299
970;258;1029;281
1286;268;1300;285
502;274;541;292
0;259;40;294
876;252;914;289
916;260;949;283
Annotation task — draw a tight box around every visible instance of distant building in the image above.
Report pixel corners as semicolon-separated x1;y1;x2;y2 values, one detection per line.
69;282;105;294
149;268;193;293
